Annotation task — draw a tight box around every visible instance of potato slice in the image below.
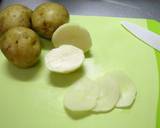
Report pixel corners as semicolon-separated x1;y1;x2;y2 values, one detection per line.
45;45;84;73
93;74;120;112
110;72;137;108
52;23;92;52
64;77;100;111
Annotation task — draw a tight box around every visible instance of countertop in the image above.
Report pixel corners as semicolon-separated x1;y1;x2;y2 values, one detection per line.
0;0;160;21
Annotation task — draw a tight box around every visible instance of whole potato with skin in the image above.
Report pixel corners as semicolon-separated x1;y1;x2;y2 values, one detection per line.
0;27;41;68
0;4;32;35
31;2;69;39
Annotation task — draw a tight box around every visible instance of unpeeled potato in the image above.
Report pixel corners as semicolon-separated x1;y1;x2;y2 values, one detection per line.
0;4;32;35
31;2;69;39
0;27;41;68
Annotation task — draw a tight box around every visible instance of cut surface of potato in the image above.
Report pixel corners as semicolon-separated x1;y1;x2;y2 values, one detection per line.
45;45;84;73
109;72;137;108
93;74;120;112
52;23;92;52
64;77;100;111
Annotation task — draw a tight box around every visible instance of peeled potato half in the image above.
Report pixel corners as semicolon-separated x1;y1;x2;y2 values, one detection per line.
45;45;84;73
52;23;92;52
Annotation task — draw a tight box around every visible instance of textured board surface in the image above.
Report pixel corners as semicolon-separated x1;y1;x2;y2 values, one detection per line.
0;15;159;128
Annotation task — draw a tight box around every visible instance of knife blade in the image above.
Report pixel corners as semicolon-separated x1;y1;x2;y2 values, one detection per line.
121;21;160;51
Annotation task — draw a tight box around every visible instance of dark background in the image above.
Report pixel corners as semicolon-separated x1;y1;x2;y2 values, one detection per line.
0;0;160;21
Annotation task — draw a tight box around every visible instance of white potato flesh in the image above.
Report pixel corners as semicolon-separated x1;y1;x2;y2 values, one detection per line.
52;23;92;52
93;75;120;112
110;72;137;108
45;45;84;73
64;77;100;111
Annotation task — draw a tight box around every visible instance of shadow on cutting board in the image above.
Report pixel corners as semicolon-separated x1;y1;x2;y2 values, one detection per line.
65;104;135;120
5;59;42;81
65;108;92;120
85;50;93;58
48;66;85;88
40;37;53;50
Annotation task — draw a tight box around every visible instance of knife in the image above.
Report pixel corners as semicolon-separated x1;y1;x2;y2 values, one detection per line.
121;21;160;51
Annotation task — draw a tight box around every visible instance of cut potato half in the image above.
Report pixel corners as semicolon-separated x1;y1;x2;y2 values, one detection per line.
64;77;100;111
45;45;84;73
52;23;92;52
93;75;120;112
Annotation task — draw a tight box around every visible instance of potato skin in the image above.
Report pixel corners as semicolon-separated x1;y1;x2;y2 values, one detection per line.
31;2;69;39
0;27;41;68
0;4;32;35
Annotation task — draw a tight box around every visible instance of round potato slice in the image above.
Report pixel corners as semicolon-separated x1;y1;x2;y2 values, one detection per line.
93;74;120;112
109;72;137;108
45;45;84;73
64;77;100;111
52;23;92;52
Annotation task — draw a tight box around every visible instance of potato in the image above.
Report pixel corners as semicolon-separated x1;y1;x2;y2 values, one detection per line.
0;27;41;68
52;23;92;52
31;2;69;39
45;45;85;73
0;4;32;35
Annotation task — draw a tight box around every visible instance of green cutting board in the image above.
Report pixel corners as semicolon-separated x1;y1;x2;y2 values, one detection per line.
0;16;160;128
